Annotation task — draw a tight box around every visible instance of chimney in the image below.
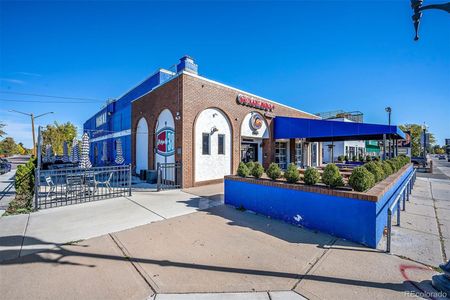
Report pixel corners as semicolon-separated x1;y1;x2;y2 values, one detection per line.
176;55;198;75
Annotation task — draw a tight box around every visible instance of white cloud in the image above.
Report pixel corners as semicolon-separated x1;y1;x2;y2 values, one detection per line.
14;72;42;77
0;78;25;85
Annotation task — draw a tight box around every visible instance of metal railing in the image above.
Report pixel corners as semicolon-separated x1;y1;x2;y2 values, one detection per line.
157;162;182;191
386;168;417;252
35;164;132;209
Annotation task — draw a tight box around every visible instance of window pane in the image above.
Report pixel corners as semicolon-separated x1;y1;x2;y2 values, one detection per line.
202;133;210;155
218;134;225;155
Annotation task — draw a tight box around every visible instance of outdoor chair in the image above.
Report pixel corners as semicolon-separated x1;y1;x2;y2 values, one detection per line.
66;175;85;199
45;176;56;200
93;172;113;194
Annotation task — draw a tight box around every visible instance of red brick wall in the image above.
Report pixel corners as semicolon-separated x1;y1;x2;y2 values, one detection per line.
132;72;318;188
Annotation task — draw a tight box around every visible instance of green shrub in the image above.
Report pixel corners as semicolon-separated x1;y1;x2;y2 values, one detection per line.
386;159;398;173
349;167;375;192
284;163;300;183
352;156;357;162
381;161;393;177
251;162;264;179
365;155;371;162
321;164;344;188
237;162;250;177
304;167;320;185
358;155;364;162
373;156;380;162
245;161;255;173
344;155;349;162
337;155;343;162
8;158;36;214
363;161;385;182
266;163;282;180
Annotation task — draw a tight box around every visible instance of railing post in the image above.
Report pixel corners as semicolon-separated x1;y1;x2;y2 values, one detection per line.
402;190;406;211
128;164;132;196
387;209;392;253
156;162;161;192
33;168;39;210
397;200;401;226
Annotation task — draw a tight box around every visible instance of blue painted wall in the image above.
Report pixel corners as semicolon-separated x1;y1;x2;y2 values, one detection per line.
83;69;175;166
225;165;414;248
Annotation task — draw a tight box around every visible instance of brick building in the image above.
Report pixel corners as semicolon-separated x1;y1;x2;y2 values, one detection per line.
131;56;321;188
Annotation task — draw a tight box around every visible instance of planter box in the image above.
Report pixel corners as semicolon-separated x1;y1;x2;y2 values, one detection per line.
224;164;414;248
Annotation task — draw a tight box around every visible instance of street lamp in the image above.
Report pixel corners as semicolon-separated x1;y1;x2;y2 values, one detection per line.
9;110;54;157
422;122;428;158
385;107;392;158
410;0;450;41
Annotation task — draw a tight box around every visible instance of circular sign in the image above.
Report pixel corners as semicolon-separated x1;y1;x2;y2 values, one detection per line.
249;113;264;131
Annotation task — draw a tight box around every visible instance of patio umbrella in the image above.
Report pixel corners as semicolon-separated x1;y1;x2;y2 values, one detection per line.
70;137;79;164
79;133;92;169
62;141;69;163
114;138;124;165
101;140;108;163
43;144;51;163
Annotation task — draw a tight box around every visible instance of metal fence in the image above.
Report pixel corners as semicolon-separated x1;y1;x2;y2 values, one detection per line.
157;162;182;191
35;164;131;209
386;168;417;252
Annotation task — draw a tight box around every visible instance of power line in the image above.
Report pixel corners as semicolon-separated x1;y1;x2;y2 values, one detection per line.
0;98;102;104
0;90;104;102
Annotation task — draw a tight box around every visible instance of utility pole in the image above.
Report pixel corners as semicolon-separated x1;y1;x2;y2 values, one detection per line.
9;110;54;157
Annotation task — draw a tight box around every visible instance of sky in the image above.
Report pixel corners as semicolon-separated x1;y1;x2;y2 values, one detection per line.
0;0;449;148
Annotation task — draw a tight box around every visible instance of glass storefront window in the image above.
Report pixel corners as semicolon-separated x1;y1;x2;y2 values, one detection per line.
295;141;303;168
275;141;288;169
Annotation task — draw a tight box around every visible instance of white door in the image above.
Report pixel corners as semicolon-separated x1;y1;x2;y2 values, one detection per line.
136;118;148;173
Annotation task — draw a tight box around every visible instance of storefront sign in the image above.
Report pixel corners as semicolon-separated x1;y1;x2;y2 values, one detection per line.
237;94;274;111
249;113;263;131
156;127;175;156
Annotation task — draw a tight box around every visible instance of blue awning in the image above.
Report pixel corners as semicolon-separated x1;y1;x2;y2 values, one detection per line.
274;117;406;142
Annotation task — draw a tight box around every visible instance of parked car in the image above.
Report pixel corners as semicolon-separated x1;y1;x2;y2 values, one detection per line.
438;155;446;160
0;158;12;174
411;157;428;167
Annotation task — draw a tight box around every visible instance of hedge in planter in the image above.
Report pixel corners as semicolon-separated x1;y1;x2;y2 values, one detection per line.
322;164;344;188
284;163;300;183
251;162;264;179
237;162;250;177
246;161;255;174
349;166;375;192
304;167;320;185
363;161;385;182
266;163;282;180
381;161;393;177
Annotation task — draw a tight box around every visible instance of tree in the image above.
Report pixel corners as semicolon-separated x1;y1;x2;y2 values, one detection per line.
41;122;77;155
0;137;18;156
399;124;436;157
0;123;5;137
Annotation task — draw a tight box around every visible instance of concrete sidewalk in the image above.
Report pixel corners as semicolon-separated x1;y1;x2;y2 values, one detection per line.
0;205;441;300
377;160;450;268
0;189;221;262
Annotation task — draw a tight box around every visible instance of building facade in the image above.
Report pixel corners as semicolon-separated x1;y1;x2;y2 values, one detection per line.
131;56;321;187
84;56;323;188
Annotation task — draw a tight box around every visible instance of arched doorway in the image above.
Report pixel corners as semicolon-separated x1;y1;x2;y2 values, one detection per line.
195;108;232;182
136;117;149;173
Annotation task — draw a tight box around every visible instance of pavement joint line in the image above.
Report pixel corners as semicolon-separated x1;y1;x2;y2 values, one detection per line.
124;196;167;220
108;232;160;295
291;237;338;291
391;224;441;238
429;181;448;262
266;291;272;300
18;213;30;258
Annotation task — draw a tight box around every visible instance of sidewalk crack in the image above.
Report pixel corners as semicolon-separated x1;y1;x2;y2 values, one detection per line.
430;181;447;262
108;233;160;295
292;237;338;291
18;213;30;257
